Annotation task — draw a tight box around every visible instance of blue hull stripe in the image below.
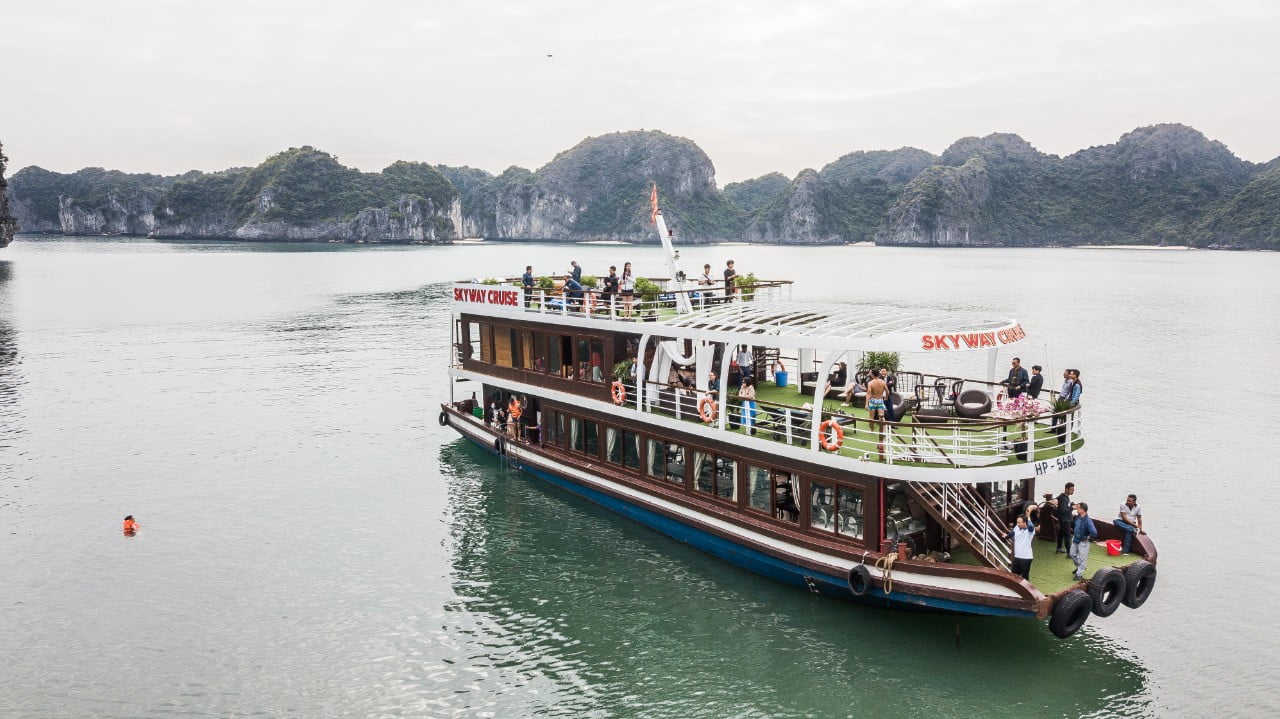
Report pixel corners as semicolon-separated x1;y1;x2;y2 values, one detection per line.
468;433;1035;619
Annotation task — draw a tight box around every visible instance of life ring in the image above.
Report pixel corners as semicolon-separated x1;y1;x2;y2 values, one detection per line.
1086;566;1126;617
819;419;844;452
699;396;718;423
1121;560;1157;609
847;564;872;597
438;411;449;426
1048;589;1092;638
494;437;505;455
611;381;627;405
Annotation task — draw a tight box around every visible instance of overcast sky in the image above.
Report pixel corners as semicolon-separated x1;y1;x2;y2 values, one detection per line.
3;0;1278;184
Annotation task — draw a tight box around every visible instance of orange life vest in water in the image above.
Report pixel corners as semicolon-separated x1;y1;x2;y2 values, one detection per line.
123;519;138;532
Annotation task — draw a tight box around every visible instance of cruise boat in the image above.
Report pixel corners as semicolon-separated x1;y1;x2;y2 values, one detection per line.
439;201;1158;639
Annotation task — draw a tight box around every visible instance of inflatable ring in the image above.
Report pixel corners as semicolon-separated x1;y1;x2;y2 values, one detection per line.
438;411;449;427
698;396;718;423
819;419;844;452
847;564;872;596
611;381;627;405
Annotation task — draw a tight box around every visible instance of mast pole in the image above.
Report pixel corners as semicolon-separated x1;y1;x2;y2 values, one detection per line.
653;208;692;314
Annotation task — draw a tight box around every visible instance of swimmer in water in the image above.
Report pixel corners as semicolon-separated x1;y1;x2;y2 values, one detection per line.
123;515;139;535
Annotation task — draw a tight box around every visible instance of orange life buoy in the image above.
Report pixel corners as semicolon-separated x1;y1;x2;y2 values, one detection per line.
819;419;844;452
699;395;718;423
611;381;626;405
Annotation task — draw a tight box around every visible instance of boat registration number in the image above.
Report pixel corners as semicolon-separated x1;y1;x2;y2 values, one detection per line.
1033;453;1077;476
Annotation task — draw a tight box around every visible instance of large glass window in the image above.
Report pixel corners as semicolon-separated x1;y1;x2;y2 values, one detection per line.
836;486;864;539
520;332;535;370
664;442;686;485
478;323;493;363
569;417;584;453
747;465;772;513
583;420;599;458
576;338;591;383
810;481;837;532
544;410;563;447
533;333;549;373
589;338;605;383
694;452;737;501
646;438;665;479
464;321;480;360
549;335;564;377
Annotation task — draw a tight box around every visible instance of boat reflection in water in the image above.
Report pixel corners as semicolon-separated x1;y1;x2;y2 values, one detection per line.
438;440;1151;718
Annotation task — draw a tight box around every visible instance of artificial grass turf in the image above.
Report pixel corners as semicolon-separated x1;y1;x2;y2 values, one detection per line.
950;537;1138;596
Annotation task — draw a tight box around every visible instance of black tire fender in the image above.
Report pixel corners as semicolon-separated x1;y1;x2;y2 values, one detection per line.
847;564;872;597
1048;589;1092;639
494;437;504;455
1087;566;1126;617
1121;560;1157;609
438;411;449;427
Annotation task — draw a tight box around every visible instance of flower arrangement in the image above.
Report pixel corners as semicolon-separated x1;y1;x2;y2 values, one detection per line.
994;394;1043;420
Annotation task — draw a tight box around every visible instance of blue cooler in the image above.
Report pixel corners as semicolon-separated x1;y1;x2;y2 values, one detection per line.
775;371;788;388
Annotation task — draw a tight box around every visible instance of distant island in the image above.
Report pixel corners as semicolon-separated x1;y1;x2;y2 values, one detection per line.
0;142;17;248
5;124;1278;249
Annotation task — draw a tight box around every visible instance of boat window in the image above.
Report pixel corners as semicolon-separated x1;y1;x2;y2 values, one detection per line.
558;335;574;378
494;326;514;367
543;410;562;447
479;323;493;363
520;332;535;370
533;333;548;373
746;465;772;513
548;334;562;376
646;438;665;479
775;472;800;523
583;420;599;458
464;321;480;360
664;442;686;485
810;481;836;532
569;417;584;453
694;452;736;501
606;427;622;464
622;431;640;470
836;486;864;539
589;339;605;383
576;337;591;382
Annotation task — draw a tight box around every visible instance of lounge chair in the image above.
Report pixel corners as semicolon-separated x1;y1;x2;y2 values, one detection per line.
954;389;993;419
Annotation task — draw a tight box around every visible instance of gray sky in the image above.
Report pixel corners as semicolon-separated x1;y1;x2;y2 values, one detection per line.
3;0;1278;184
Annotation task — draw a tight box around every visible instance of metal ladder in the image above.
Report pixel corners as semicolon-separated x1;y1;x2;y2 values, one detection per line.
905;481;1012;570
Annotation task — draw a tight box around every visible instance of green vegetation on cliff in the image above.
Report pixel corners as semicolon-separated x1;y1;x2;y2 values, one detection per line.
10;166;173;222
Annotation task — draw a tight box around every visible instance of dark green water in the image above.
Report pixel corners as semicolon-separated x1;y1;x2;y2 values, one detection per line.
2;238;1276;717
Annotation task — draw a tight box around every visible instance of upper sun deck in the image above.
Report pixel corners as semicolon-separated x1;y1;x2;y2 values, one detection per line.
452;278;1025;354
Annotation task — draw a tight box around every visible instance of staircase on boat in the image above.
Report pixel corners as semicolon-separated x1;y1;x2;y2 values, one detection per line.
906;481;1012;570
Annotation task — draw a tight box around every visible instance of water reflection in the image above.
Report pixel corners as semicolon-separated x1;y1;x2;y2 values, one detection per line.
0;260;27;491
440;440;1150;717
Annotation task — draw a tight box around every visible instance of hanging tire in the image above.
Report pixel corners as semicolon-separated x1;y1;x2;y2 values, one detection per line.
1048;589;1092;638
847;565;872;597
1086;566;1126;617
438;411;449;427
1121;560;1157;609
494;437;504;456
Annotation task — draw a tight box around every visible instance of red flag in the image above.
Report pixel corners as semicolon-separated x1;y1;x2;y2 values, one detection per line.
649;183;659;224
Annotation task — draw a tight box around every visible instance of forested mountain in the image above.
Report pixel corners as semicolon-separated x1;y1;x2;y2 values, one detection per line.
6;125;1277;248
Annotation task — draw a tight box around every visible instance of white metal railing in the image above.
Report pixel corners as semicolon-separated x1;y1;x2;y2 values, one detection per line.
468;277;792;321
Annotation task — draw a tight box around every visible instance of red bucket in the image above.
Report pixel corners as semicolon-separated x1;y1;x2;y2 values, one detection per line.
1106;539;1122;556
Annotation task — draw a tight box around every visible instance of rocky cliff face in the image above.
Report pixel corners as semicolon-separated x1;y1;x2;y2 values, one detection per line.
0;142;16;248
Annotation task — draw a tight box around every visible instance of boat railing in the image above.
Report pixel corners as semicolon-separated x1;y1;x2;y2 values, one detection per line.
611;376;1082;470
468;276;793;320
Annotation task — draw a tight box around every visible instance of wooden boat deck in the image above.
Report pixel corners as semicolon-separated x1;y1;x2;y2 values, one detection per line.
951;536;1138;596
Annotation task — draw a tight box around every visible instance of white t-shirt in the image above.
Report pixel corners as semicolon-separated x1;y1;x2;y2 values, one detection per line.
1012;525;1035;560
1118;503;1142;522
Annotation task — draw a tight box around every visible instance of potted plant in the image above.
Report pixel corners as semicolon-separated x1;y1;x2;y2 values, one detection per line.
634;277;661;320
734;272;759;301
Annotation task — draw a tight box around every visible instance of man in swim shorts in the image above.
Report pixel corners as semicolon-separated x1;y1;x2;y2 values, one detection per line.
866;372;888;421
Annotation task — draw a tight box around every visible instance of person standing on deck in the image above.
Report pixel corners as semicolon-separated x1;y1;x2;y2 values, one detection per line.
570;260;582;284
1005;357;1029;398
619;262;635;318
602;266;619;315
866;372;888;458
723;260;738;301
1006;506;1036;581
1028;365;1044;399
521;266;535;308
739;376;757;435
1069;502;1098;581
1055;482;1076;553
1052;370;1080;437
1115;494;1144;555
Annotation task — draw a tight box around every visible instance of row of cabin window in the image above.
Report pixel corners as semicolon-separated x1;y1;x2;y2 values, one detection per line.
542;409;864;541
469;322;605;384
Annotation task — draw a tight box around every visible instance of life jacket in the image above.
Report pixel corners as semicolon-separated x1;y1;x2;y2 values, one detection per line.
508;400;522;420
123;519;138;532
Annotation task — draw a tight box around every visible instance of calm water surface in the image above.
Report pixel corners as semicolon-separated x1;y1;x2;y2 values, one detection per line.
1;237;1277;718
